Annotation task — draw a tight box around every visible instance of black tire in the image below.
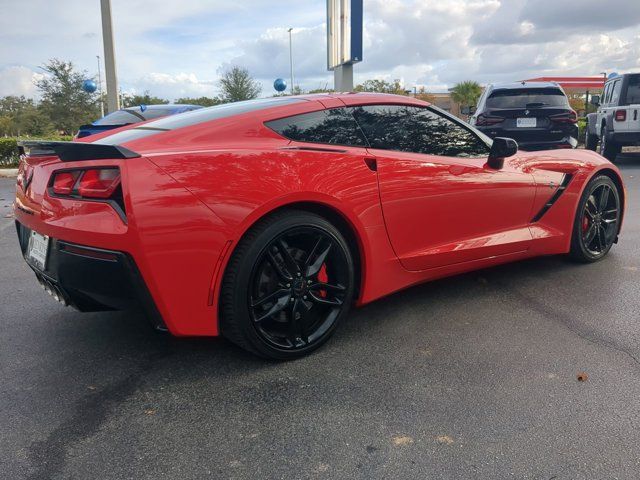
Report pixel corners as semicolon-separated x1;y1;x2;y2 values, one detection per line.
220;210;355;359
569;175;621;263
584;124;598;151
599;125;621;161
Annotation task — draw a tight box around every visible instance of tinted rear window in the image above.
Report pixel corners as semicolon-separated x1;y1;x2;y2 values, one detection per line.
266;108;368;147
94;110;144;126
96;97;304;145
486;88;568;108
625;75;640;104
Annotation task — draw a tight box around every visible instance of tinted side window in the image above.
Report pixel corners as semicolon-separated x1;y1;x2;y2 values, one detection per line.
353;105;490;158
610;80;622;105
626;75;640;104
266;108;367;147
602;83;611;105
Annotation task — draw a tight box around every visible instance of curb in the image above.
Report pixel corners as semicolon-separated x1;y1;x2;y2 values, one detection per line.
0;169;18;178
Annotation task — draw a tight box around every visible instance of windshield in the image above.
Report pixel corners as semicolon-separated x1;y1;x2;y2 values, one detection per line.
486;88;568;109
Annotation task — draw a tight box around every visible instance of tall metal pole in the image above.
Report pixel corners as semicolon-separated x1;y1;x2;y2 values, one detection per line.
96;55;104;117
100;0;120;113
288;28;295;95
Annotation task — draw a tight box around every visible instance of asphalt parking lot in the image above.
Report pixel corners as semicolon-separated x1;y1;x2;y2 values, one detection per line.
1;152;639;480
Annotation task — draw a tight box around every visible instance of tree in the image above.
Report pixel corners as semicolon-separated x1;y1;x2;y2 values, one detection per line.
414;87;437;104
35;59;100;134
355;79;407;95
0;95;53;136
175;96;222;107
121;90;169;108
450;80;483;109
218;66;262;102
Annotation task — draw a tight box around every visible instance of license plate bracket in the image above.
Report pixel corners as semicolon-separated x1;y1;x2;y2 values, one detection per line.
517;117;537;128
27;230;50;271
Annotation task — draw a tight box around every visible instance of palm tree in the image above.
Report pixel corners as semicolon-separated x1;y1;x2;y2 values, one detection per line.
450;80;483;111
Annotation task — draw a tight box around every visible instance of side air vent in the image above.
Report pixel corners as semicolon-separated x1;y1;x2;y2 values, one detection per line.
531;173;573;223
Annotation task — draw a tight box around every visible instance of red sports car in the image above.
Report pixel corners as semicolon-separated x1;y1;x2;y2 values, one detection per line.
14;93;625;359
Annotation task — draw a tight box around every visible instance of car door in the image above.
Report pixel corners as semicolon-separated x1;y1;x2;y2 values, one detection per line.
351;104;536;271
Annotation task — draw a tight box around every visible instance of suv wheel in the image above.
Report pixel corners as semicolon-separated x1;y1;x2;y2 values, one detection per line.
599;125;621;162
584;124;598;151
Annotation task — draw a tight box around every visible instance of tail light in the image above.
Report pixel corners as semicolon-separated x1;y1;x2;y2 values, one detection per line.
77;168;121;198
49;168;124;217
475;114;504;126
614;109;626;122
549;111;578;124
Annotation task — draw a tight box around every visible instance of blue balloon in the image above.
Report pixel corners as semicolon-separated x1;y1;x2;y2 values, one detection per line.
274;78;287;92
139;104;147;112
82;79;97;93
608;72;619;79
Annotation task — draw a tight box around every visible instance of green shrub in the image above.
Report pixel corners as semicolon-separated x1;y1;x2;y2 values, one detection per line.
0;136;74;168
577;118;587;144
0;138;18;167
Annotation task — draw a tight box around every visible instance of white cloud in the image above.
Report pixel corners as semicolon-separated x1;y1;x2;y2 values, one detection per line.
0;66;44;97
1;0;640;99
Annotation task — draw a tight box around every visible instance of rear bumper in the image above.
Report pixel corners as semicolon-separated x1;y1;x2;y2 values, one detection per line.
477;125;578;151
611;131;640;145
16;221;166;331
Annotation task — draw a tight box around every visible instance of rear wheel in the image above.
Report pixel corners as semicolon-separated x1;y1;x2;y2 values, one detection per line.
569;175;621;262
220;210;355;359
599;125;621;161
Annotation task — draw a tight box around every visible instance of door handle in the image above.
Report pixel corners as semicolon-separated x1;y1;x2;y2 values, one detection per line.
364;157;377;172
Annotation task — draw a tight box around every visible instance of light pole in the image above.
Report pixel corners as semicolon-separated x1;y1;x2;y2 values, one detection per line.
288;28;295;95
100;0;120;113
96;55;104;117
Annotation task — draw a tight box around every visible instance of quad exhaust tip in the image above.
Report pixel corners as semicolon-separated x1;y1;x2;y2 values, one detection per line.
35;274;69;306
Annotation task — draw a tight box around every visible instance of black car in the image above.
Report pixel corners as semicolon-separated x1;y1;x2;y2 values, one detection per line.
469;82;578;150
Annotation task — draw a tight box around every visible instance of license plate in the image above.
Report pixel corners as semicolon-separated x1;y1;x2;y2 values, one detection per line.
517;117;537;128
27;230;49;271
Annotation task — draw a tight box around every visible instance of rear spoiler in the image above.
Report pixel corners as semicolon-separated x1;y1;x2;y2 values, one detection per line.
17;141;140;162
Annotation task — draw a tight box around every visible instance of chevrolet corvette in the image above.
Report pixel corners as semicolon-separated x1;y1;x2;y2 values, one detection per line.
14;93;625;359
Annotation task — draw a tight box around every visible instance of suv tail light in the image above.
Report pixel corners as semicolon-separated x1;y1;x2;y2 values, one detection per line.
614;109;627;122
475;114;504;126
549;111;578;124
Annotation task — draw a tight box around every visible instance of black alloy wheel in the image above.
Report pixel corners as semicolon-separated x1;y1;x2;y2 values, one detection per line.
221;210;354;359
570;175;621;262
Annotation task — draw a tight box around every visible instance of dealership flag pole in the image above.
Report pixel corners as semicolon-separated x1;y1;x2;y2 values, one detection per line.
100;0;120;113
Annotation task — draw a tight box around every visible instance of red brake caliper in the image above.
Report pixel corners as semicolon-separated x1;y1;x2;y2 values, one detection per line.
318;264;328;298
582;214;590;233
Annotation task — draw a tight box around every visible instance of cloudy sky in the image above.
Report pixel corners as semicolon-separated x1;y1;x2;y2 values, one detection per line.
1;0;639;101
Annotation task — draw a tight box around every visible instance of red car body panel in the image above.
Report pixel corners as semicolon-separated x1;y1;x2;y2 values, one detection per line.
14;93;625;337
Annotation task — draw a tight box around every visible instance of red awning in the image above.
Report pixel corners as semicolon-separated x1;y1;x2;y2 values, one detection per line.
523;76;605;90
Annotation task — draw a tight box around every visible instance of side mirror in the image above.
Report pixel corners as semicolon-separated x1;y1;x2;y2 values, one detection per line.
590;95;600;106
487;137;518;169
469;105;476;115
461;105;476;115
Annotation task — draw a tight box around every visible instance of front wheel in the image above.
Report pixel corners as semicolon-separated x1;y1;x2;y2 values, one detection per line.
220;210;355;359
569;175;621;262
584;125;598;151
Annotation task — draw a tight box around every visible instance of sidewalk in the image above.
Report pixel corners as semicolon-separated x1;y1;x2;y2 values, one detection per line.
0;169;18;178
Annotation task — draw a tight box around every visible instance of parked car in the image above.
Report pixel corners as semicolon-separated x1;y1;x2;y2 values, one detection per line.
585;73;640;161
75;104;203;138
16;94;624;359
469;82;578;151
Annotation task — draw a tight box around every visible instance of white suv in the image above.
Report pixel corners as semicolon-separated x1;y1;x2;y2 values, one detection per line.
586;73;640;161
